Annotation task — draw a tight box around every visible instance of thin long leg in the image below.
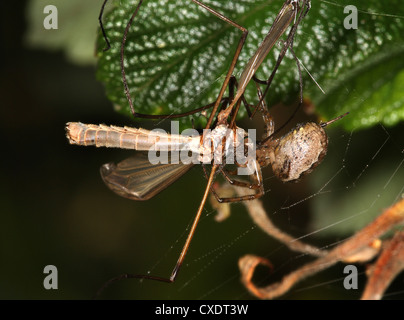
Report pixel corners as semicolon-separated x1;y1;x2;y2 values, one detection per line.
258;0;310;106
199;76;254;129
211;162;265;203
131;98;229;120
254;83;274;139
227;76;264;119
190;1;249;130
218;0;309;127
251;18;304;109
118;0;248;126
202;160;264;204
95;164;220;298
120;0;144;118
216;191;264;203
219;168;261;190
169;164;219;280
254;1;311;142
99;0;111;51
122;79;252;121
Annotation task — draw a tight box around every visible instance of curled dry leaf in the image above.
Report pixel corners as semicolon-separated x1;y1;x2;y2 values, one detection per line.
236;195;404;299
361;230;404;300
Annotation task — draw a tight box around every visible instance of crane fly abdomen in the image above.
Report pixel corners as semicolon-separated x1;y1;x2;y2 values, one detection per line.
66;122;145;149
65;122;200;151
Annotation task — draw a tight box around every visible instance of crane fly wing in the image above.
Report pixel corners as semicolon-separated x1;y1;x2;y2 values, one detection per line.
100;153;194;201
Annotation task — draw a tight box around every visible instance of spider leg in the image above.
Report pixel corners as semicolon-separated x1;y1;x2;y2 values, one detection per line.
211;160;265;203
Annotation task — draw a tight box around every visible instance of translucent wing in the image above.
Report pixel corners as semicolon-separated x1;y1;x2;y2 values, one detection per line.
100;153;194;201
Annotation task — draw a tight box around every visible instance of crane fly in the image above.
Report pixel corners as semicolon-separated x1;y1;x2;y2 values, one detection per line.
66;122;242;201
64;0;343;296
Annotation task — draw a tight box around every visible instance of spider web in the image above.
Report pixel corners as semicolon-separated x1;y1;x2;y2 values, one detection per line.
122;119;403;300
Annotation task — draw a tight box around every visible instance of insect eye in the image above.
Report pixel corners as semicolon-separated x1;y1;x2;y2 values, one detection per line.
270;122;328;182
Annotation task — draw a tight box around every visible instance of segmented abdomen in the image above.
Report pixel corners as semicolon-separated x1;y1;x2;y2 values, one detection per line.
65;122;199;151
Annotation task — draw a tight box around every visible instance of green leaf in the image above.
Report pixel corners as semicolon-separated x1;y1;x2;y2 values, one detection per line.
96;0;404;130
303;1;404;130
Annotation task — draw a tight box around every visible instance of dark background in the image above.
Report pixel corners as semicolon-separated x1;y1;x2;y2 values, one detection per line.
1;1;403;300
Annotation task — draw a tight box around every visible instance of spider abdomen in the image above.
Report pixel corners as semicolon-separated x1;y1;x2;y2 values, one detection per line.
269;122;328;182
